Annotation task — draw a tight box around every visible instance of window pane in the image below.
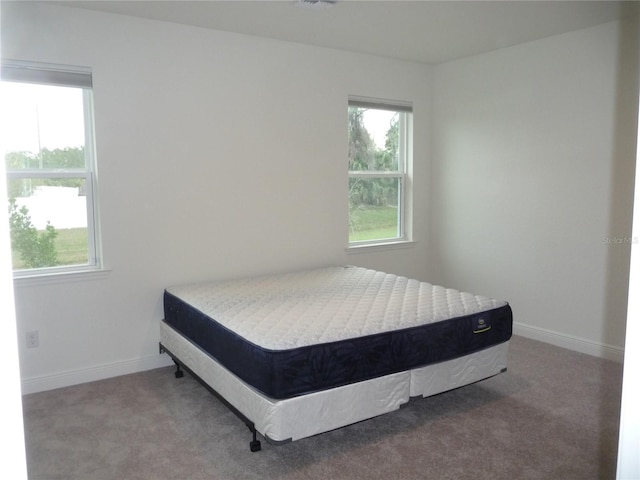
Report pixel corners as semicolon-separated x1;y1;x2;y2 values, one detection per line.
348;106;400;172
349;177;400;242
7;180;89;269
1;82;86;168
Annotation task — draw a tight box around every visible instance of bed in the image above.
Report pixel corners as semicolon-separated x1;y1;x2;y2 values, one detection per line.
159;266;512;451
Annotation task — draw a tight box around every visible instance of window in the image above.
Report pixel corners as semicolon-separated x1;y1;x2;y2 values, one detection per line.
1;61;101;276
348;98;412;245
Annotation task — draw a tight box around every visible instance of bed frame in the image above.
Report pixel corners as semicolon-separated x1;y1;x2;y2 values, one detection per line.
159;342;264;451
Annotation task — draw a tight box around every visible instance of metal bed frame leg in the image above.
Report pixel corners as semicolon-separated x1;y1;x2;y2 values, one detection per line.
173;361;184;378
160;342;262;452
249;427;261;452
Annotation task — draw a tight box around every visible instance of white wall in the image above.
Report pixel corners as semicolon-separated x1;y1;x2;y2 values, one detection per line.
431;19;639;360
1;2;431;393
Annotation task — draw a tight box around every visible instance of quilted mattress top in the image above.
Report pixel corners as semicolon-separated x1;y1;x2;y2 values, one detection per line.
165;266;507;351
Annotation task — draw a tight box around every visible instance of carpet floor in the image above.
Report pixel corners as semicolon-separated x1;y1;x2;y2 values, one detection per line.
22;335;623;480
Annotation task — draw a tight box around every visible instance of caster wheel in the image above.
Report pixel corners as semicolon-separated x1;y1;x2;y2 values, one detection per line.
250;440;261;452
175;370;184;378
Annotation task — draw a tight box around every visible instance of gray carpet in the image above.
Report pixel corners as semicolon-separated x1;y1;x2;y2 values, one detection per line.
22;336;623;480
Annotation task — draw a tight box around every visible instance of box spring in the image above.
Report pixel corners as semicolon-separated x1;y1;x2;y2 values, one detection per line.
160;320;509;443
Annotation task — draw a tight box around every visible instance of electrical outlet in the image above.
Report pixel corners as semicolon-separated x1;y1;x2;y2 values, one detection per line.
26;330;39;348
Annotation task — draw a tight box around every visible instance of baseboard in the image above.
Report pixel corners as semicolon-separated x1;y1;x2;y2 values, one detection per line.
513;322;625;363
21;353;174;395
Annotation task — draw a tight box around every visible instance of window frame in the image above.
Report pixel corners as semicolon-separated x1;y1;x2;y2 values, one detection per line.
1;59;103;279
347;97;412;248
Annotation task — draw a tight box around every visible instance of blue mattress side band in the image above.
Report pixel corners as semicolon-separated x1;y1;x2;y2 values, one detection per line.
163;291;513;400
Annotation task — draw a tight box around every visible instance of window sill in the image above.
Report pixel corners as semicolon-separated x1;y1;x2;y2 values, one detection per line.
346;240;416;254
13;267;112;288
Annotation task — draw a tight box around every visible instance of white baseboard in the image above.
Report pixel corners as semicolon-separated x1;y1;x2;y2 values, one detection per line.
513;322;625;363
21;353;174;395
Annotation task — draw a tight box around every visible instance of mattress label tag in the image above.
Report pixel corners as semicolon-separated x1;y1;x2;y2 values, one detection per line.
472;317;491;334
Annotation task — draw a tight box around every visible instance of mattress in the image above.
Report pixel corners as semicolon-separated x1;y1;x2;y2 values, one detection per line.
163;266;512;400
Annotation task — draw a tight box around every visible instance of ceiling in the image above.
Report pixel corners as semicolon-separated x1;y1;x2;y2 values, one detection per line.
53;0;639;64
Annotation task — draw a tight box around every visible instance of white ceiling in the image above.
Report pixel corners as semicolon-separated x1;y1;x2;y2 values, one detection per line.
54;0;639;64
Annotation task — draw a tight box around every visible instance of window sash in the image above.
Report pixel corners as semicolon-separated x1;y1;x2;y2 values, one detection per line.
348;176;406;245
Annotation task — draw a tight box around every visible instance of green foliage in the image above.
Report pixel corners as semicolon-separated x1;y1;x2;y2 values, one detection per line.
5;146;85;170
5;147;86;198
8;198;58;269
348;108;400;206
348;108;376;171
348;108;399;173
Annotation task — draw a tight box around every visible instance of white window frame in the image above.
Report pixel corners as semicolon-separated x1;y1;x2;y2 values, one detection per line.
348;97;413;248
2;60;103;279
